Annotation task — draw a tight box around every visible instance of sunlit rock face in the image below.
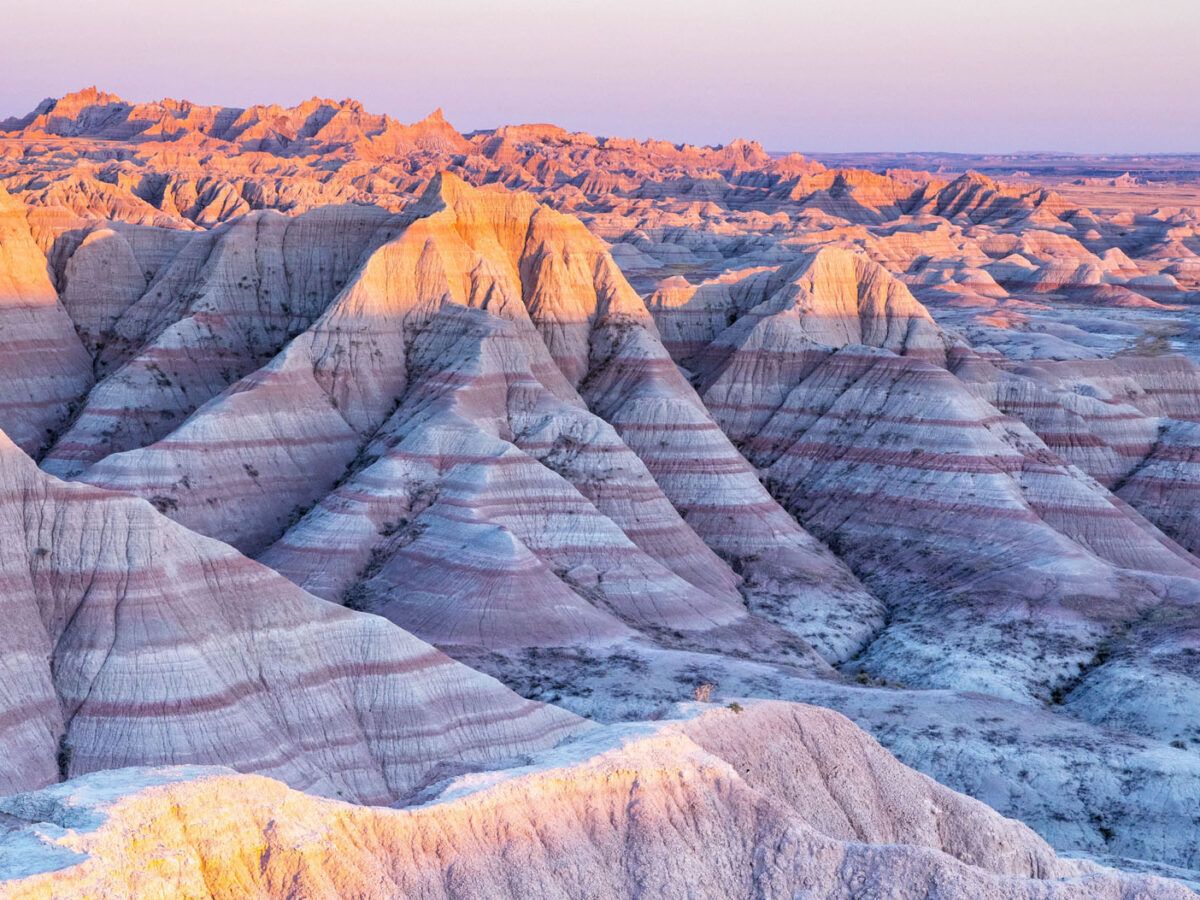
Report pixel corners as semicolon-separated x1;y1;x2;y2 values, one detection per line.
2;88;1200;894
0;186;92;455
1;703;1192;899
40;173;873;686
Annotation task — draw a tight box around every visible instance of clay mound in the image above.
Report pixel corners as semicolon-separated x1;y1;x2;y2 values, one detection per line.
657;256;1200;714
708;338;1200;700
263;304;748;650
3;85;1200;889
651;248;953;398
0;427;582;804
773;247;949;355
922;171;1071;225
75;174;878;668
776;168;936;222
70;172;644;550
13;174;190;230
0;702;1188;900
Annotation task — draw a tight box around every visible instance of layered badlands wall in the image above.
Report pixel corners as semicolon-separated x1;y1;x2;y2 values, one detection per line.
0;90;1199;894
0;422;583;805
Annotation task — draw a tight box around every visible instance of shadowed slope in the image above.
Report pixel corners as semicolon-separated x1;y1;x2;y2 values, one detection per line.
651;252;1200;722
73;174;879;667
0;428;582;803
41;204;398;477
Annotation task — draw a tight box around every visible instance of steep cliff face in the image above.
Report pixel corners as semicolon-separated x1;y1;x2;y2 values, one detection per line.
0;704;1190;899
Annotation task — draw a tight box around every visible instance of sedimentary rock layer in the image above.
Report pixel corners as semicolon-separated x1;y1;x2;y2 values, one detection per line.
2;87;1200;890
0;186;91;455
0;427;581;803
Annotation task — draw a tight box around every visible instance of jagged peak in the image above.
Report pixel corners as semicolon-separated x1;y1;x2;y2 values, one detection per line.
722;137;768;157
415;170;539;218
793;243;882;273
54;85;127;108
485;122;578;143
1;86;129;132
2;88;466;151
406;107;466;137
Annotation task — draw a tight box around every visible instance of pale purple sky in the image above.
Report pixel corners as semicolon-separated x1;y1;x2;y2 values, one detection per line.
4;0;1197;152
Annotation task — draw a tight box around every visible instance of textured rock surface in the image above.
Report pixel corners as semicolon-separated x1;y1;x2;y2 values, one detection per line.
42;205;397;478
651;249;1200;717
0;703;1190;899
2;88;1200;893
0;186;91;455
62;174;868;680
0;427;581;804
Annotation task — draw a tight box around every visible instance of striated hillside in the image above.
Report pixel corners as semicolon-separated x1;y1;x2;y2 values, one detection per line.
0;426;582;804
1;88;1199;896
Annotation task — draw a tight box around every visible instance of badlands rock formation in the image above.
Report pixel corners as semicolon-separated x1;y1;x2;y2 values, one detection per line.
0;703;1191;899
41;204;398;478
43;172;874;688
0;186;91;455
0;426;581;804
1;88;1199;895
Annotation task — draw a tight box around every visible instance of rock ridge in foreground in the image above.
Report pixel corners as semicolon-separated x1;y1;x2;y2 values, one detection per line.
0;701;1191;899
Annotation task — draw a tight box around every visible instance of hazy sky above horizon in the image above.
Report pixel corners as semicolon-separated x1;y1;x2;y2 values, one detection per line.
4;0;1197;152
